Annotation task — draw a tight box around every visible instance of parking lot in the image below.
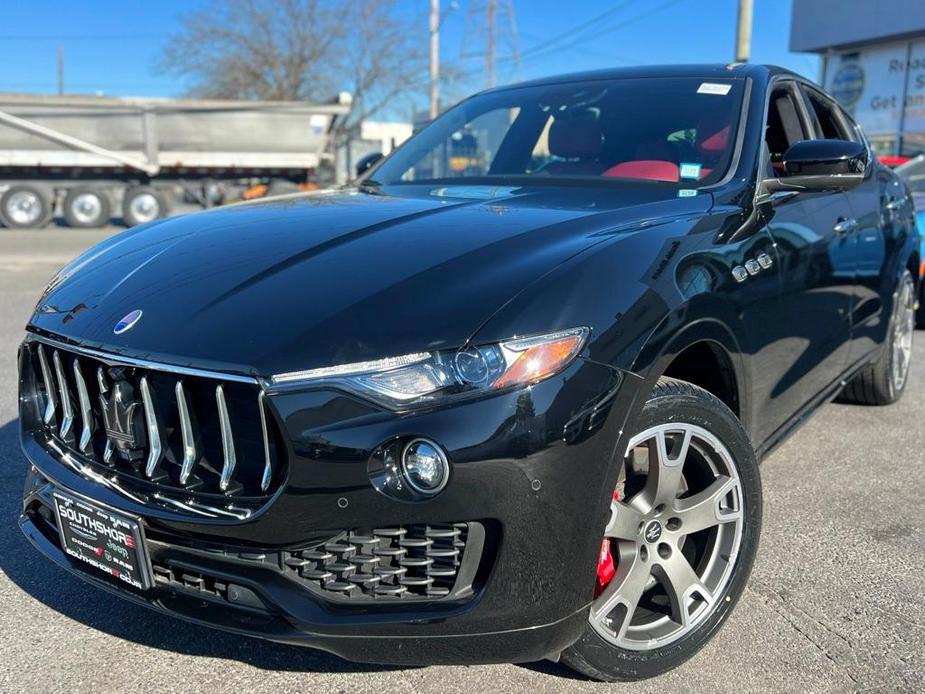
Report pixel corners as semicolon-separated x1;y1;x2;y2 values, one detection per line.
0;226;922;693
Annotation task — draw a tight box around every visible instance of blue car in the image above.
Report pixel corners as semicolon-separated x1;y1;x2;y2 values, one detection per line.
894;155;925;326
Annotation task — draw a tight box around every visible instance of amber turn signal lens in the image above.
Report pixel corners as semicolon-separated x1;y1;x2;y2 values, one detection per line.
492;333;585;389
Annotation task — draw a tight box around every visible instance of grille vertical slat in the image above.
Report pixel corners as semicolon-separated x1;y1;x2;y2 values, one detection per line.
37;345;57;424
96;367;114;464
140;376;162;478
51;351;74;441
72;358;93;453
258;391;272;492
215;384;237;491
175;380;199;485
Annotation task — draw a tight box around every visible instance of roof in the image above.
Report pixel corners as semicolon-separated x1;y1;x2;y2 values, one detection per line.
479;63;803;95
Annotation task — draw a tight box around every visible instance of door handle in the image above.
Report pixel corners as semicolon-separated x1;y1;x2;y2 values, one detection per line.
885;198;904;212
833;218;858;236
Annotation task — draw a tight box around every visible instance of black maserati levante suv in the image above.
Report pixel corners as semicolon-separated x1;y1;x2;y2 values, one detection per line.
17;64;919;681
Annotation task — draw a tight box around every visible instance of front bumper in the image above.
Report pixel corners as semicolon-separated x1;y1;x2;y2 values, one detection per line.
18;338;640;665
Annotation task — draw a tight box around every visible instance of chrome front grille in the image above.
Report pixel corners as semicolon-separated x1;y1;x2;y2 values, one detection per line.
23;337;284;518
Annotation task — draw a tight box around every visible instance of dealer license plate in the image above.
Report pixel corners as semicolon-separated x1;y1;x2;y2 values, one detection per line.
52;489;152;590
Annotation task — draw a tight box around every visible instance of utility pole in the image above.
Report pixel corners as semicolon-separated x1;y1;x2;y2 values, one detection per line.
486;0;497;87
57;46;64;95
429;0;440;119
734;0;753;63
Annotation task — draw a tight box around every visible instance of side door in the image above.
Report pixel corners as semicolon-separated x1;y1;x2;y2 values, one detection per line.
752;80;854;436
799;85;886;364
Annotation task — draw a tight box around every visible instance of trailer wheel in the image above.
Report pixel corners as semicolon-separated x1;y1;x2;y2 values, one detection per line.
122;186;168;227
63;187;111;228
0;184;54;229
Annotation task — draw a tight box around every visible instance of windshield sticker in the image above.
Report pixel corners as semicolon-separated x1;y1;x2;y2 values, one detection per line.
677;189;698;197
679;163;702;180
697;82;732;96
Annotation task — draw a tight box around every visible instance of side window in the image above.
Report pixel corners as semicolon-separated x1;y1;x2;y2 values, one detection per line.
802;88;853;141
764;83;810;174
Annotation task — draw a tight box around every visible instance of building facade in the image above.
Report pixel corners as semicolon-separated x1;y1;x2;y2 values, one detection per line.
791;0;925;157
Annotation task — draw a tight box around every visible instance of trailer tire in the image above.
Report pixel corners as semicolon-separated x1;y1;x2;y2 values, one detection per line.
63;187;111;228
0;184;54;229
122;186;168;227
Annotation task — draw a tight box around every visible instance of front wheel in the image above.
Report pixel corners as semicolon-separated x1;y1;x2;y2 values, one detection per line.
561;378;762;682
0;184;54;229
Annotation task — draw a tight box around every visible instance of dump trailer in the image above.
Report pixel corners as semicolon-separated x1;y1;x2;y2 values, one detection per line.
0;93;351;228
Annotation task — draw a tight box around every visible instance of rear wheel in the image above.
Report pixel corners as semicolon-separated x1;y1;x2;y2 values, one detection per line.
63;187;110;228
0;184;54;229
122;186;167;227
562;378;762;682
841;270;915;405
916;281;925;330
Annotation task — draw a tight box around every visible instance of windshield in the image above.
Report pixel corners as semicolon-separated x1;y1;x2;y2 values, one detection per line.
372;77;745;188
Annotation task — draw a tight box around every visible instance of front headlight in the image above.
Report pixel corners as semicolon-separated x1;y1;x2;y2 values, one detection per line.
269;327;589;408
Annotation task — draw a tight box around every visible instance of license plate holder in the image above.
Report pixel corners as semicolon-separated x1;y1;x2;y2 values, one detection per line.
51;489;152;591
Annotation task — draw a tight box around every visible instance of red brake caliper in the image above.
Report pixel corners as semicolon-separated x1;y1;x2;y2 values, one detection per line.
595;490;619;597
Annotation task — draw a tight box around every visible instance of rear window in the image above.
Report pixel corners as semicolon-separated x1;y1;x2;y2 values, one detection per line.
372;77;745;188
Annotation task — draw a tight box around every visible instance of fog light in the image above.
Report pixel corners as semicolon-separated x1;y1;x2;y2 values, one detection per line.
401;438;449;495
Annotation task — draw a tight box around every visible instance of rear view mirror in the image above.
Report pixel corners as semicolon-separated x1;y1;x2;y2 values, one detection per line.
762;139;867;194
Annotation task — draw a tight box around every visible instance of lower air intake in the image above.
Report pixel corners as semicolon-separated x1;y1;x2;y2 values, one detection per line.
283;523;476;599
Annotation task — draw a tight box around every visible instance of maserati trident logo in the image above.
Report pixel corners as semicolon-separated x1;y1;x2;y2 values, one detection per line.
99;378;147;461
113;309;143;335
644;520;663;544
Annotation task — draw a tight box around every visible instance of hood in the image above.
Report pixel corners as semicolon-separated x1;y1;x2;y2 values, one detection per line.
31;184;712;377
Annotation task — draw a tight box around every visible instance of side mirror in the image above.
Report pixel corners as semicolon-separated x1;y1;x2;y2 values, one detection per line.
784;139;868;176
763;139;867;194
355;152;384;178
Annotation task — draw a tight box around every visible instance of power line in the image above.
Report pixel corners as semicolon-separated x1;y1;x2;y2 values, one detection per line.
0;34;167;41
516;0;636;61
511;0;689;68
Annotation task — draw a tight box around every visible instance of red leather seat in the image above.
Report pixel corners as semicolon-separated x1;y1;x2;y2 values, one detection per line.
602;160;680;182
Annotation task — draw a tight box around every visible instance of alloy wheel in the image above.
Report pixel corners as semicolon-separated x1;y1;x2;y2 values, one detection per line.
71;193;103;225
890;275;915;394
590;423;745;651
6;190;43;226
129;193;160;224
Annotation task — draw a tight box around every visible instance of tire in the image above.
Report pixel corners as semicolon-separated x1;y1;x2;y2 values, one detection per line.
122;186;168;227
561;378;762;682
917;282;925;330
0;184;54;229
62;187;111;228
841;270;915;405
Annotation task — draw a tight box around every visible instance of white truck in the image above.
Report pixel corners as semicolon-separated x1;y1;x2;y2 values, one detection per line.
0;93;351;228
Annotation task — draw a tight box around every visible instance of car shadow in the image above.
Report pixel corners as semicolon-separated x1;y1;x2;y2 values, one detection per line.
0;417;398;674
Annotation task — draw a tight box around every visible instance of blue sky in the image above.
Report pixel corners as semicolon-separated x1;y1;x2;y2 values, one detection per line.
1;0;818;110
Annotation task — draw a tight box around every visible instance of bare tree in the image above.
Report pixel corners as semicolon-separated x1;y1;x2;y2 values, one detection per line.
159;0;429;132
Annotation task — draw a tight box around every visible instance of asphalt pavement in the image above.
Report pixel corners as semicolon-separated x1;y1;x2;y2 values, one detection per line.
0;226;922;693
